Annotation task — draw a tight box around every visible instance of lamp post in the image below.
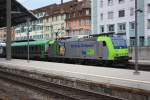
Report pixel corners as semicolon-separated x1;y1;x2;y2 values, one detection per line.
27;18;31;63
134;0;143;74
6;0;12;60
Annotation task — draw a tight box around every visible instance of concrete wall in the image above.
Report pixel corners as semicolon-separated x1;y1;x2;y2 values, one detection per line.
129;46;150;60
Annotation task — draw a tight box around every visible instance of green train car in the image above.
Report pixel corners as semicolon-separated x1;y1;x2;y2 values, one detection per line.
11;40;53;59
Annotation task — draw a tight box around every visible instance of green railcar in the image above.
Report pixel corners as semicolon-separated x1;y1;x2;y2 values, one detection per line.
11;40;52;59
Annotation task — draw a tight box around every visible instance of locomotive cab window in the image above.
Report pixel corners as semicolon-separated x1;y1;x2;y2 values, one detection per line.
102;41;106;47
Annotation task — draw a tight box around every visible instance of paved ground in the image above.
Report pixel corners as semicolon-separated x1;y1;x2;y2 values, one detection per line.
0;58;150;92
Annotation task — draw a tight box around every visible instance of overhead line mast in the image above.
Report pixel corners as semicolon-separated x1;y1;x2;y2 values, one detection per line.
6;0;12;60
134;0;143;74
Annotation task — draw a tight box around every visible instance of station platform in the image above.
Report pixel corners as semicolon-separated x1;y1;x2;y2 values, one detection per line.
0;58;150;93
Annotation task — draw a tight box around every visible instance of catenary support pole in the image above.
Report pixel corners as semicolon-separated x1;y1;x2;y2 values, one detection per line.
6;0;12;60
27;18;30;63
134;0;139;74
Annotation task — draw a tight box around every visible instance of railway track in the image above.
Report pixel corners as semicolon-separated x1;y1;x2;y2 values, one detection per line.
0;68;124;100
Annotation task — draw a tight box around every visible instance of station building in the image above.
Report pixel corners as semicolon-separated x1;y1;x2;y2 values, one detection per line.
92;0;150;46
65;0;91;36
15;0;91;41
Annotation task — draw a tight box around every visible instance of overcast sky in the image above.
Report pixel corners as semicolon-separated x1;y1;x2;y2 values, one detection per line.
17;0;71;10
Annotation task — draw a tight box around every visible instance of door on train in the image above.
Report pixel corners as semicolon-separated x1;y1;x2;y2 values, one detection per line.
99;41;108;60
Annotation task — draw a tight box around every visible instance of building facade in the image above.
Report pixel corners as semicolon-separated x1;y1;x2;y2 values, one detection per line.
15;4;56;41
0;28;6;42
15;0;91;41
66;0;91;36
92;0;150;46
0;28;15;42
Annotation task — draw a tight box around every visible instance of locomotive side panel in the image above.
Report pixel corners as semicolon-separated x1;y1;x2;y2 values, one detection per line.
64;40;101;60
64;41;80;58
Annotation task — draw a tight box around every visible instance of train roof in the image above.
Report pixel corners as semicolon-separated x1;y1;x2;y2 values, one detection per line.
12;40;51;46
90;33;115;37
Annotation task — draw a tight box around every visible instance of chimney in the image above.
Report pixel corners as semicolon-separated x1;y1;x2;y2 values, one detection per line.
61;0;63;4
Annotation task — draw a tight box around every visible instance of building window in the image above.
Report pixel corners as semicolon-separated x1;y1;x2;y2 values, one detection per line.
130;37;135;46
119;10;125;17
61;15;64;20
148;37;150;46
130;7;134;16
73;13;76;17
118;23;126;32
108;0;113;6
108;11;114;19
100;0;104;8
100;25;105;33
107;24;115;32
100;13;103;20
129;22;135;30
148;4;150;13
40;19;43;23
118;0;124;4
86;10;90;15
85;19;91;25
147;19;150;29
139;36;144;46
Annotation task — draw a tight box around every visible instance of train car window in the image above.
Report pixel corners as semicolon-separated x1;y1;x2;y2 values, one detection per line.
17;47;19;54
32;46;35;52
37;46;40;52
31;46;34;52
103;41;106;47
35;46;37;52
22;46;24;54
41;45;43;50
37;46;39;52
20;47;22;54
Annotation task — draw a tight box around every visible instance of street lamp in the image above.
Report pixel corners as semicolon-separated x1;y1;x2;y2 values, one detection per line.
134;0;143;74
27;18;31;63
6;0;11;60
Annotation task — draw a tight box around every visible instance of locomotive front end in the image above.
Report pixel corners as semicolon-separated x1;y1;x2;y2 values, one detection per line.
111;35;130;61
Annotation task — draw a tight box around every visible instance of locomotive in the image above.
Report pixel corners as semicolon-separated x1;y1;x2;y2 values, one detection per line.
48;34;129;64
0;34;130;65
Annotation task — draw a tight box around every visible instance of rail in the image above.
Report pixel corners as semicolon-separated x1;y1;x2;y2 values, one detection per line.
0;67;124;100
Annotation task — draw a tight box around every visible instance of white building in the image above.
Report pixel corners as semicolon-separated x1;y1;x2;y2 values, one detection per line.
92;0;150;46
15;11;46;41
15;2;72;41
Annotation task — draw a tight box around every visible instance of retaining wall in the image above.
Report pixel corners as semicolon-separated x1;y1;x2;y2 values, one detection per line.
0;65;149;100
129;46;150;60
